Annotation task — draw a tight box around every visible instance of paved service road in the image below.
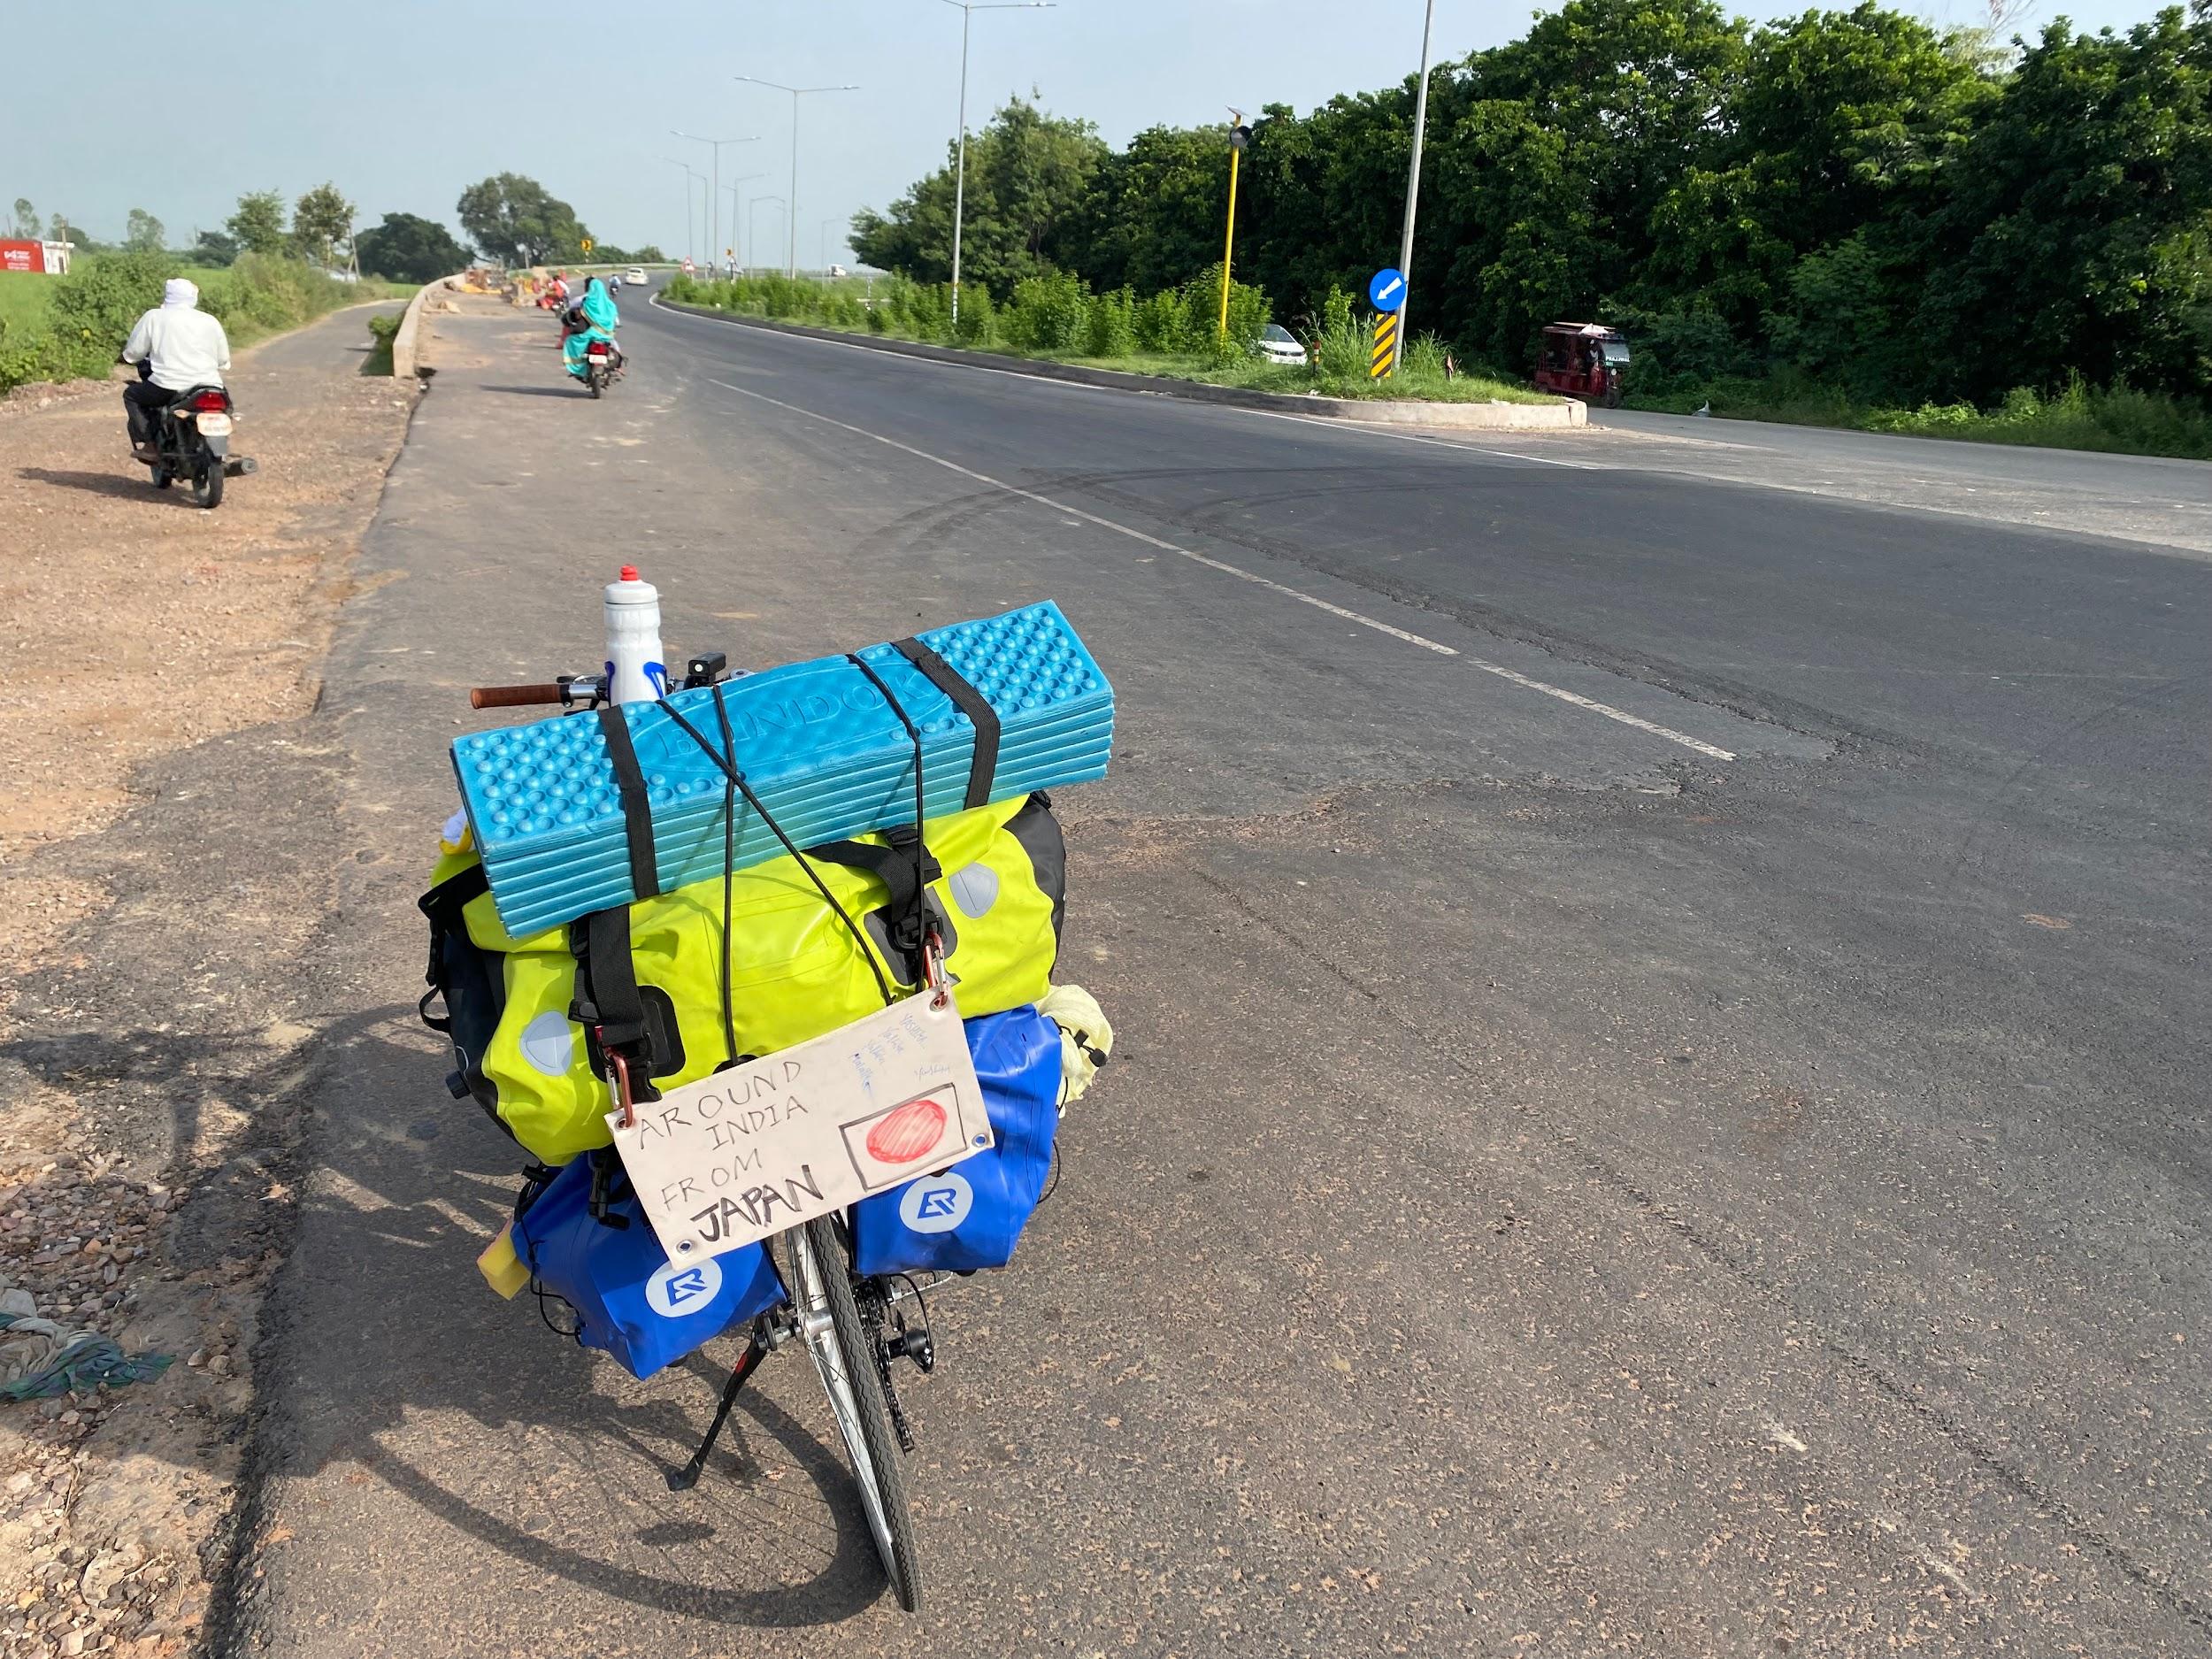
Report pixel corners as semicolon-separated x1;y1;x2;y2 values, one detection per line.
1582;404;2212;556
227;291;2209;1657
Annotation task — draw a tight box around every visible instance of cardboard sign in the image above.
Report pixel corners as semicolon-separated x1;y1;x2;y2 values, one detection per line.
606;992;991;1266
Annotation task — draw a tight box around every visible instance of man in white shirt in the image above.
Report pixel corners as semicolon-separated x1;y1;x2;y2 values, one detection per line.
119;279;231;458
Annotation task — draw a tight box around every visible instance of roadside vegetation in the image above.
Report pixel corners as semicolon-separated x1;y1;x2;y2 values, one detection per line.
848;0;2212;457
663;269;1545;403
1632;374;2212;460
1;183;434;395
0;251;403;394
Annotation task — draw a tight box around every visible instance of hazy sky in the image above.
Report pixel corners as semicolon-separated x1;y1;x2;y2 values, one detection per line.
1;0;2168;268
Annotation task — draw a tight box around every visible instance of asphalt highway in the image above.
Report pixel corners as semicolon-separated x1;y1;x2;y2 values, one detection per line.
227;289;2211;1657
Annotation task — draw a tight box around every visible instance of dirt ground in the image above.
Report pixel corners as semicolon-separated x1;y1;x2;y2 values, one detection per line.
0;305;418;1658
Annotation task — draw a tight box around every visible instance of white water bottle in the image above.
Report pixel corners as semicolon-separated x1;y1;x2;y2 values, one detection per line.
603;565;666;704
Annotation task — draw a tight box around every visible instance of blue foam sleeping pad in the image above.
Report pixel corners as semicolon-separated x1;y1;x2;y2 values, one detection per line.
453;602;1113;939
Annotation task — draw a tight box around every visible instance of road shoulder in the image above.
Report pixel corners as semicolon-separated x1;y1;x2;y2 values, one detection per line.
0;303;414;1659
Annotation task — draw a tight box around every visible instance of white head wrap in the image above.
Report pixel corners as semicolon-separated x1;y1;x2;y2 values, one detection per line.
162;278;199;310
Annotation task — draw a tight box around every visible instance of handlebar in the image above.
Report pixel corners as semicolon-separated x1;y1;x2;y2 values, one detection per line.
469;682;574;710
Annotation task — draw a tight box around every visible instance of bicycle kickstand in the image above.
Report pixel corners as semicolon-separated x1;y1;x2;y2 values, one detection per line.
666;1326;771;1493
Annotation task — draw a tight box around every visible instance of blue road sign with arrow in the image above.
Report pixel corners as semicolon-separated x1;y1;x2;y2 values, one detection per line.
1368;266;1406;312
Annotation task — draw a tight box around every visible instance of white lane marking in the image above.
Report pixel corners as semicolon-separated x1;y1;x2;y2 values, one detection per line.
703;376;1738;760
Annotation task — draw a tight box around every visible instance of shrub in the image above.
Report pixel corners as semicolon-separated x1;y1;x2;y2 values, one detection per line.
1133;288;1188;352
1004;272;1090;354
1086;287;1135;358
953;283;995;346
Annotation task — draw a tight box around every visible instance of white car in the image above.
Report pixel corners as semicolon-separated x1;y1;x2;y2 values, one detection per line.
1256;322;1308;365
626;267;648;286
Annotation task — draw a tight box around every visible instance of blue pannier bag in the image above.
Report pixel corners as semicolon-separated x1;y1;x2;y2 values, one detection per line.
515;1154;787;1380
853;1004;1062;1276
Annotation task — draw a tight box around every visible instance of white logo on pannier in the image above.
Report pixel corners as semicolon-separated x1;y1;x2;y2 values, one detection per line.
898;1171;974;1233
646;1253;724;1317
519;1010;576;1077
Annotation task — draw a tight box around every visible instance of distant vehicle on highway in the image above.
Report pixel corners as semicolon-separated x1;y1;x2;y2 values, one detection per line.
626;267;647;286
1535;321;1631;408
1256;323;1308;366
827;263;849;279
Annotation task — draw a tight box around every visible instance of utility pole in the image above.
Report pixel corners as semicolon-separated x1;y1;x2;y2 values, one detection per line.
673;131;759;276
1394;0;1438;351
736;76;860;279
938;1;1053;328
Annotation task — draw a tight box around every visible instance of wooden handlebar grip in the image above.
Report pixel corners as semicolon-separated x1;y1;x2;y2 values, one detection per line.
469;683;567;710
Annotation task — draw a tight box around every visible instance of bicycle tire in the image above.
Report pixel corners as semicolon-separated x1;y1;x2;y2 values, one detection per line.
789;1216;923;1610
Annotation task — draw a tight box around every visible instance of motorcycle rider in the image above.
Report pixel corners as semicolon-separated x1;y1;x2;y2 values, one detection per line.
562;276;620;382
119;279;230;461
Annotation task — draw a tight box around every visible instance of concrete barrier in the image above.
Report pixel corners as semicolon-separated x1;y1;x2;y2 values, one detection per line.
389;270;471;380
653;297;1587;431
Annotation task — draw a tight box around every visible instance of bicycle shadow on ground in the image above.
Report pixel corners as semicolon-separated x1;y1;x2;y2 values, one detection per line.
474;384;594;399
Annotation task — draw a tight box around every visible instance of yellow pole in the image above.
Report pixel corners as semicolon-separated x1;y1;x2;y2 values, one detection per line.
1218;144;1240;340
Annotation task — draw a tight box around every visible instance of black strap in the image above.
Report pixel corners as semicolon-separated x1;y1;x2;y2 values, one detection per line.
598;705;660;901
569;905;650;1050
893;637;998;809
416;862;491;1031
807;829;942;916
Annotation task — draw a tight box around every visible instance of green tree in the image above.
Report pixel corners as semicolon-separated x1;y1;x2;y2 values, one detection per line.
192;229;241;268
1918;6;2212;401
456;173;593;267
356;211;472;283
124;208;165;252
227;191;289;256
851;98;1107;293
294;180;357;269
11;198;35;239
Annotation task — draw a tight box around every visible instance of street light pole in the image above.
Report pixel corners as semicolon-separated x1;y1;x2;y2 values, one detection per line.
735;75;860;280
726;173;764;275
659;157;700;264
672;131;760;276
938;1;1052;329
749;196;786;274
1394;0;1439;353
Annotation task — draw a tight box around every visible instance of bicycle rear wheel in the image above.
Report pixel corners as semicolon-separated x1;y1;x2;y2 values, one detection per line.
789;1216;922;1610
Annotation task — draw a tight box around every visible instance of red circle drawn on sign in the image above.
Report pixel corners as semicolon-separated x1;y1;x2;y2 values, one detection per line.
867;1098;948;1164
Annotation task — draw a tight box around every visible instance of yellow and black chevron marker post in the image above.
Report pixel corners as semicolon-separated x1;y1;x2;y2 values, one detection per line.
1370;309;1401;379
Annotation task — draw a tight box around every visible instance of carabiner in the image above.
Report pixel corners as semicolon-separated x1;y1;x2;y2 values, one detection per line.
921;927;950;1010
603;1037;638;1129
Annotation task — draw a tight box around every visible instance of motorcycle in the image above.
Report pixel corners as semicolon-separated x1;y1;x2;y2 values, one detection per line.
135;370;254;509
580;337;624;397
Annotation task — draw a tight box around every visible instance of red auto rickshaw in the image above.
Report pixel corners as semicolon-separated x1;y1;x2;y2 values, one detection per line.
1534;322;1631;408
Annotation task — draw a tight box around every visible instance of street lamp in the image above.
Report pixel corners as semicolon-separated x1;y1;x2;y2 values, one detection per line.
749;195;787;273
658;157;701;264
672;129;760;277
734;74;860;279
726;173;765;273
936;0;1053;328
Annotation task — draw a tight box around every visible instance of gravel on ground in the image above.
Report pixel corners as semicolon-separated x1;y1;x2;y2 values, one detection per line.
0;308;417;1659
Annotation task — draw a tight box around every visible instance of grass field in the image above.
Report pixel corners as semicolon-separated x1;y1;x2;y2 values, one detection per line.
0;271;56;332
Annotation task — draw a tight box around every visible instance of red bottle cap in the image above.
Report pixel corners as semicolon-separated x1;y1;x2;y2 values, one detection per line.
618;565;640;581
